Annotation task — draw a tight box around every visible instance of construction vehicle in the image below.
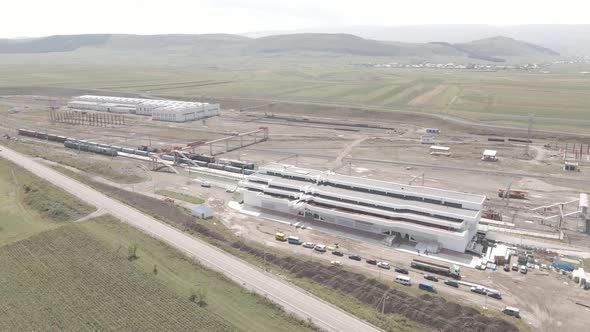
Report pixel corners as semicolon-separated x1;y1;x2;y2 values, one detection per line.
497;188;528;199
274;232;287;241
411;259;461;279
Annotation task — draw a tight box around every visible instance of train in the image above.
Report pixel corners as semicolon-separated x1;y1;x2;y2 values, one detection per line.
17;128;257;174
64;138;148;157
64;140;118;157
17;128;67;143
161;154;257;175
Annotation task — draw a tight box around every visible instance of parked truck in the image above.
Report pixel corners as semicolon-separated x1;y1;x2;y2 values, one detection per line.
411;259;461;279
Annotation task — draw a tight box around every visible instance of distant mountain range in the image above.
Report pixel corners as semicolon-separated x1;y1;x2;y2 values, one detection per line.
0;33;560;62
244;25;590;56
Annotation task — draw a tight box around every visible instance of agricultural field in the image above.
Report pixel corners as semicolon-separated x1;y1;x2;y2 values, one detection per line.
1;58;589;131
0;157;95;246
0;223;236;332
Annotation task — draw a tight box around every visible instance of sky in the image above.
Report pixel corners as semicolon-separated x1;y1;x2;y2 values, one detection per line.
1;0;590;38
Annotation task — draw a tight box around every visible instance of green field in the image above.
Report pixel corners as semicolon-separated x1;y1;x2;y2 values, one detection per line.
0;157;95;246
0;139;146;184
1;57;589;131
0;157;318;332
156;189;205;204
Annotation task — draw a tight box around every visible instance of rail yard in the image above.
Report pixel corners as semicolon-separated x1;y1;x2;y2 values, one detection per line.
1;90;589;332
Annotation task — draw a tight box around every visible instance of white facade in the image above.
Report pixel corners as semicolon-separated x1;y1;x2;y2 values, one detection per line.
239;164;486;252
67;95;220;122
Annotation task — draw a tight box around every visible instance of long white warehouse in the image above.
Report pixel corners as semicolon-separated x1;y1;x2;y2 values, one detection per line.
67;95;220;122
239;164;486;252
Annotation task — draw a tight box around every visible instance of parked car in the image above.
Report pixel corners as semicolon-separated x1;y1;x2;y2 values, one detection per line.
348;254;361;261
201;181;211;188
330;261;343;267
502;306;520;318
512;263;519;271
487;292;502;300
503;264;510;272
332;250;344;257
394;267;409;274
366;259;377;265
377;262;391;269
444;280;459;288
520;266;528;274
470;286;487;295
327;246;337;251
314;244;327;252
423;274;439;282
302;242;315;249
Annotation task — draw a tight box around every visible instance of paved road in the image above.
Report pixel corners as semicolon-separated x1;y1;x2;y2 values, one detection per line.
0;144;381;332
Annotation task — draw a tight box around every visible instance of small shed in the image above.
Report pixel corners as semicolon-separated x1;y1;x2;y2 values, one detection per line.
482;150;497;161
421;135;434;144
429;145;451;156
191;205;214;219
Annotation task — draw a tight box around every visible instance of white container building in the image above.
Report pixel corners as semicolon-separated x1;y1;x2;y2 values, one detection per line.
67;95;220;122
239;164;486;252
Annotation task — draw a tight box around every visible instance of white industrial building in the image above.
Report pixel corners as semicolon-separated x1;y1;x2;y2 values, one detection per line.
239;164;486;252
67;95;220;122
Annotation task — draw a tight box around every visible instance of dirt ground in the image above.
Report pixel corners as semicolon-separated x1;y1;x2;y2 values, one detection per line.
2;89;590;331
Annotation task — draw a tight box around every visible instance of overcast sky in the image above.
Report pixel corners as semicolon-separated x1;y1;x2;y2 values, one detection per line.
2;0;589;38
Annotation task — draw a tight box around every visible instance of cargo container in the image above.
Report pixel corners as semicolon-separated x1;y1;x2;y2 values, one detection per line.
411;259;461;279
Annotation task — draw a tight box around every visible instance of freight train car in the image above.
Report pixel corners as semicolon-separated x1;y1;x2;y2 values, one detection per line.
189;154;216;163
208;163;225;170
18;129;67;143
64;140;118;157
223;165;243;174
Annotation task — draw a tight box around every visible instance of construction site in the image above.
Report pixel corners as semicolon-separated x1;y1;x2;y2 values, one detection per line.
1;89;589;332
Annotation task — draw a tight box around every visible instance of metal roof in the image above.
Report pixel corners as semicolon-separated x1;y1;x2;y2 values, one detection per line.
258;164;485;206
252;173;479;219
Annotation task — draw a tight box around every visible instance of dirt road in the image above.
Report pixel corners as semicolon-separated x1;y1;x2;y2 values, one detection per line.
0;144;381;332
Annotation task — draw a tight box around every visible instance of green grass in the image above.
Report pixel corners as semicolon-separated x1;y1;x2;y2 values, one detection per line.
0;222;236;332
81;216;318;332
1;139;146;184
156;190;204;204
0;152;319;330
2;60;590;132
0;157;95;246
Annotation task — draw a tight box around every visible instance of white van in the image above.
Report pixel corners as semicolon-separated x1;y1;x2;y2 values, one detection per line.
314;244;327;252
502;306;520;318
395;275;411;286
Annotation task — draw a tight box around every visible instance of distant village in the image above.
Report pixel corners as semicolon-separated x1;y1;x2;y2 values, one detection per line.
357;62;547;71
357;56;590;72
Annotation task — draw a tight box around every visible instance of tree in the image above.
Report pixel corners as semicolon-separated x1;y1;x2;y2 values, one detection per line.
127;244;138;261
189;288;208;307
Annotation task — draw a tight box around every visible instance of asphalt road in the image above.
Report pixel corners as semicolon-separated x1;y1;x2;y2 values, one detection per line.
0;144;381;332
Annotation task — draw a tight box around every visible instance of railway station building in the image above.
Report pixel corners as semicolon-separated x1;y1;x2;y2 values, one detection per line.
239;164;486;252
